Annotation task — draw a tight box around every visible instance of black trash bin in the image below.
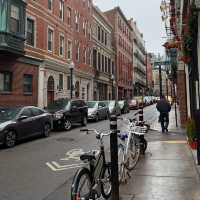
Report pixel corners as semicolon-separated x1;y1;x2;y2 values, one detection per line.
194;110;200;165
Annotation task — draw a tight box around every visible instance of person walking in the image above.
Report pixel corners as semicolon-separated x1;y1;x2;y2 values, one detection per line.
156;95;171;133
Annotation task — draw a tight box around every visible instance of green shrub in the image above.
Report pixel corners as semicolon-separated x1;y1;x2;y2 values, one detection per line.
186;119;196;142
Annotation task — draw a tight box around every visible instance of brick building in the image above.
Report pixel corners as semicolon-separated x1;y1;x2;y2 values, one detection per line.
92;6;115;100
146;53;153;94
0;0;40;107
70;0;94;101
104;7;133;100
130;20;146;96
0;0;95;107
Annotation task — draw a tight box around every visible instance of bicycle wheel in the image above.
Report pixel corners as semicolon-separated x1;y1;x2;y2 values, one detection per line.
101;164;112;199
127;136;140;170
118;144;126;183
140;137;147;155
71;168;92;200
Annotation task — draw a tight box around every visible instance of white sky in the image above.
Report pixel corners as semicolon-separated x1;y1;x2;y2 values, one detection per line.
93;0;166;56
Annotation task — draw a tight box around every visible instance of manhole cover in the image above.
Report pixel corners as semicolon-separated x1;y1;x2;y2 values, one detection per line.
56;137;75;142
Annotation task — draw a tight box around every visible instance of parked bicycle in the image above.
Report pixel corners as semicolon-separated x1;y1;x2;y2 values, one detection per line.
117;117;149;183
71;129;112;200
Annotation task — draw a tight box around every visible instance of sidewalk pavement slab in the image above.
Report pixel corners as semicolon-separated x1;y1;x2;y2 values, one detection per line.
119;129;200;200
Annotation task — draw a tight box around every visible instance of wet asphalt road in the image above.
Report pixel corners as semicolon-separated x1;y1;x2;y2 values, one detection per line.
0;105;158;200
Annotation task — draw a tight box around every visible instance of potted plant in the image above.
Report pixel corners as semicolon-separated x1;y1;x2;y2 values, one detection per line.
186;118;197;149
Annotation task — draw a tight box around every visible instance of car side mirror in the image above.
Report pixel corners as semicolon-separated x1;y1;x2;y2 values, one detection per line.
18;115;28;121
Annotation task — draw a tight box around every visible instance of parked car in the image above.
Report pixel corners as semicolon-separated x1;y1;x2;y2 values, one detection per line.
46;98;88;131
118;100;130;114
128;99;138;110
87;101;109;121
102;100;121;116
0;106;52;148
135;96;144;107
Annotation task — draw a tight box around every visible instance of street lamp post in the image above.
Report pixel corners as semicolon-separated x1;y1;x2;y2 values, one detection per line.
111;75;115;100
69;61;75;99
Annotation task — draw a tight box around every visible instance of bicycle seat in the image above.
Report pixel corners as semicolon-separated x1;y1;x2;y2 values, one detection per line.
80;153;96;161
129;118;136;122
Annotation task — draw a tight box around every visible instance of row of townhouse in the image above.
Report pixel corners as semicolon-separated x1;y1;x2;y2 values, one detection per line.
0;0;148;108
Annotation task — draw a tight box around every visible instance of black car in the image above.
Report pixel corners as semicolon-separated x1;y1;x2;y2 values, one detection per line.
0;106;52;148
47;98;88;131
118;100;130;114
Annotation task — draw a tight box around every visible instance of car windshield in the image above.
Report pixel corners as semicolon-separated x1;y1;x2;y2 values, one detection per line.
87;101;97;108
0;108;21;122
47;99;69;110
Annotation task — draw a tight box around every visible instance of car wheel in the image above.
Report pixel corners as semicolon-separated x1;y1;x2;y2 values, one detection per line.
81;116;87;126
5;130;17;148
43;123;51;137
105;112;109;120
63;119;72;131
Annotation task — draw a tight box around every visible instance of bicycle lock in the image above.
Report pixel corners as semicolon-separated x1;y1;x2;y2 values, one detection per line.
110;115;119;200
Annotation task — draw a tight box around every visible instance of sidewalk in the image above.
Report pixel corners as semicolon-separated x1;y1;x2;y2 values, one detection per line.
119;107;200;200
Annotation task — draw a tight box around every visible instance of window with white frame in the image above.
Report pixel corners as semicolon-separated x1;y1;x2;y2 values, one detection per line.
59;74;63;90
48;28;53;52
48;0;53;10
67;7;72;26
83;48;87;64
67;40;72;59
26;18;35;46
59;35;64;56
10;4;20;33
59;0;64;21
75;11;79;31
75;42;80;61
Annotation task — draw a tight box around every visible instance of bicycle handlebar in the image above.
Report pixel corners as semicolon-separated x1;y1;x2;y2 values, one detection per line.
80;129;111;138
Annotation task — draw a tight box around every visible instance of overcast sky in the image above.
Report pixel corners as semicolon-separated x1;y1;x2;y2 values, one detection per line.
93;0;166;56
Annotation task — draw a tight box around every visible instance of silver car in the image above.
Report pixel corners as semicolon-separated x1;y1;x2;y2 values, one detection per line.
87;101;109;121
101;101;121;116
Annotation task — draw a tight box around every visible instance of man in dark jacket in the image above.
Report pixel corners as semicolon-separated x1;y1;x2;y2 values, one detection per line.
156;95;171;133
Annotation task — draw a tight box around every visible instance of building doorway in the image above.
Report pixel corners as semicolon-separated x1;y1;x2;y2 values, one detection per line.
47;76;54;105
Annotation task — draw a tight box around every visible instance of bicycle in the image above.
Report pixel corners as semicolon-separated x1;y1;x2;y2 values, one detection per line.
117;117;148;183
71;129;112;200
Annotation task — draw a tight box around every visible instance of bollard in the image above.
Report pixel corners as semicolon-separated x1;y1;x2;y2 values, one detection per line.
110;115;119;200
138;106;144;122
194;110;200;165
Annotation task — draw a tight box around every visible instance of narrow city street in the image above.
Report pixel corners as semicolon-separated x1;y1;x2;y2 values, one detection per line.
0;105;157;200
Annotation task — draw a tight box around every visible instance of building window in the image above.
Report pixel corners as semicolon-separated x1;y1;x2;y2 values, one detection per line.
82;87;85;100
59;0;64;21
98;52;101;70
48;0;53;10
26;18;35;46
76;44;80;61
23;74;33;94
105;32;107;46
67;40;72;59
105;57;108;73
67;76;71;90
93;49;97;69
83;48;87;64
10;4;20;33
59;35;64;56
59;74;63;90
75;12;79;31
67;7;72;26
98;26;101;41
0;72;12;92
101;55;104;72
48;28;53;52
101;29;104;43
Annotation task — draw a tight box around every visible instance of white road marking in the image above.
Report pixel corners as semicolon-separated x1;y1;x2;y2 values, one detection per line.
46;161;86;172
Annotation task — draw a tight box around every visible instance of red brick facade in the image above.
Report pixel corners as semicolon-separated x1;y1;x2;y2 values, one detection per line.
0;57;38;107
105;7;133;100
177;70;188;127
